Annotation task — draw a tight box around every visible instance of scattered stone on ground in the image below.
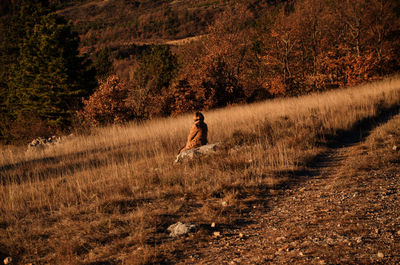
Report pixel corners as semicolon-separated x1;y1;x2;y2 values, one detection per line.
174;138;400;264
3;257;12;264
213;232;221;237
167;222;197;237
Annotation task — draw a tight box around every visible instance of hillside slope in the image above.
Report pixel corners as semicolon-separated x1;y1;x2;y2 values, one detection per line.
177;110;400;264
58;0;233;51
0;79;399;264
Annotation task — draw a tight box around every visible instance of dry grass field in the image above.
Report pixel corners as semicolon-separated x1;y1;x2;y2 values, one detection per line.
1;78;400;264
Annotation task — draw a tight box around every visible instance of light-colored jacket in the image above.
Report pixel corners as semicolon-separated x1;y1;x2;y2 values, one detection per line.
180;120;208;153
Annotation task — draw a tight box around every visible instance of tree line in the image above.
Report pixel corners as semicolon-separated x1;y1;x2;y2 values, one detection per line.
1;0;399;144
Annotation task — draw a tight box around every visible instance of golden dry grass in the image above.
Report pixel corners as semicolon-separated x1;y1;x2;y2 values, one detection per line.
1;77;400;264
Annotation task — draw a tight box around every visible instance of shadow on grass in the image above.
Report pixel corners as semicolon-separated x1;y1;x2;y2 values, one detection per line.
274;104;400;191
326;104;400;148
0;141;145;185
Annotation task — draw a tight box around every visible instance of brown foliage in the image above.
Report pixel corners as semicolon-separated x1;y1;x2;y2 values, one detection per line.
173;4;264;115
78;75;136;126
76;0;400;122
260;0;400;93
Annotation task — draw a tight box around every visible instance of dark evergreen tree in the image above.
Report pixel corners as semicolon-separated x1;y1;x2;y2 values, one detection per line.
0;0;11;16
0;0;96;142
0;0;46;141
134;45;178;95
93;47;113;81
132;45;178;117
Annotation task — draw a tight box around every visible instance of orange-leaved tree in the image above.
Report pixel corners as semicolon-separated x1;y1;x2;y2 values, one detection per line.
78;75;136;126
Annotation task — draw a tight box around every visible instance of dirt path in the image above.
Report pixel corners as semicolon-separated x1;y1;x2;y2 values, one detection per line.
177;140;400;264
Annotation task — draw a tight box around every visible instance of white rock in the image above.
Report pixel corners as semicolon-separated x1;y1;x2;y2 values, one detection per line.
167;222;197;237
175;143;218;163
26;135;62;152
3;257;12;264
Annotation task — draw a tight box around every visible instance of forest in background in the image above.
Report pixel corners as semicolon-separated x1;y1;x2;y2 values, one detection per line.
1;0;399;144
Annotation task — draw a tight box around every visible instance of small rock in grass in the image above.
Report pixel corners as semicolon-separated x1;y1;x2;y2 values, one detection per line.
3;257;12;264
175;143;218;163
213;231;221;237
211;222;215;228
377;252;384;258
393;145;398;151
167;222;197;237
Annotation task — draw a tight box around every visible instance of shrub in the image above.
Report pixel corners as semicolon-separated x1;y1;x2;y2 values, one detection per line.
78;75;136;126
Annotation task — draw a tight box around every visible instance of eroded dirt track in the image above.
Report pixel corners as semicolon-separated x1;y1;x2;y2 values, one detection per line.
178;141;400;264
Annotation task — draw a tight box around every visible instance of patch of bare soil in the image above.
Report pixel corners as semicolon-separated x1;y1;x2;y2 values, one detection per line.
175;123;400;264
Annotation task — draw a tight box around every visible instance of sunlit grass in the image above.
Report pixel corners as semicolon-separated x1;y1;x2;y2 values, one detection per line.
0;77;400;264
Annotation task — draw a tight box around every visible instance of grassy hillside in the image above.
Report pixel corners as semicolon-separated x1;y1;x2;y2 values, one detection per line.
1;78;400;264
57;0;237;52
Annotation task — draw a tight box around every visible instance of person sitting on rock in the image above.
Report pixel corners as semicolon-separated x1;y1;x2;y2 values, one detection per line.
178;112;208;154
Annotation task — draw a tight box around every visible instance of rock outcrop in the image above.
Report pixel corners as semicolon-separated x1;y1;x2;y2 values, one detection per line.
175;143;218;163
26;136;61;152
26;134;74;152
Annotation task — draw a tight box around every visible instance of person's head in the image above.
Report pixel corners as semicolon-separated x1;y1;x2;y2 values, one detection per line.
194;111;204;122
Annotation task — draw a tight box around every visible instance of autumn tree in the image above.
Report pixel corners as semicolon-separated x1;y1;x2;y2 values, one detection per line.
175;4;262;113
78;75;135;126
260;0;400;94
261;4;299;95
